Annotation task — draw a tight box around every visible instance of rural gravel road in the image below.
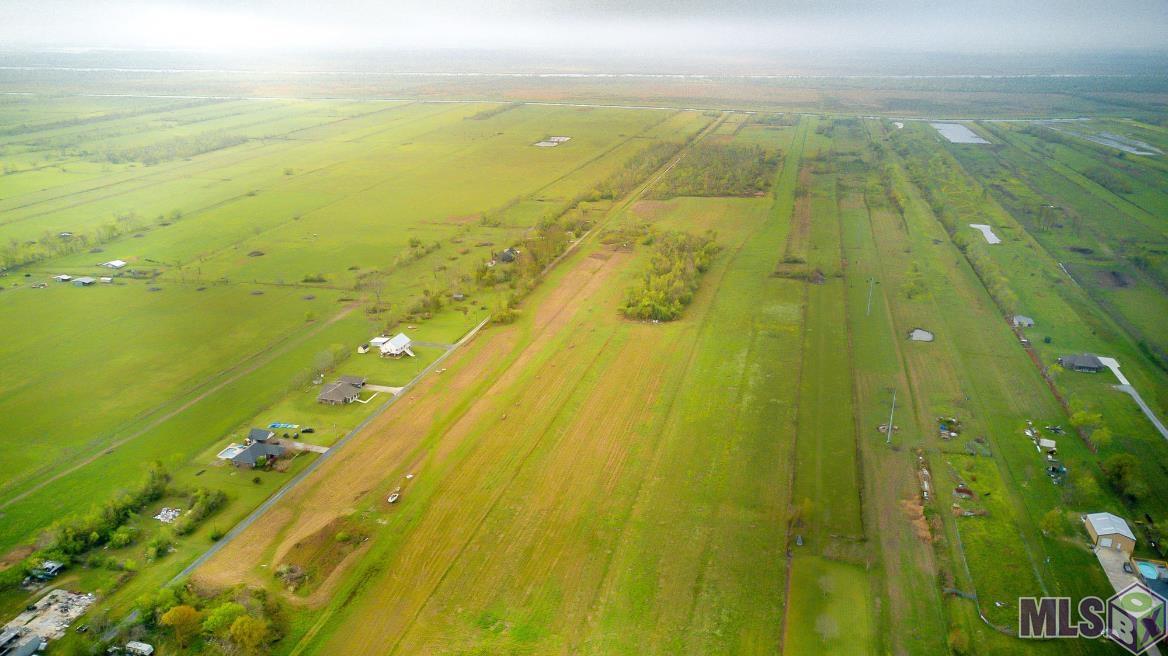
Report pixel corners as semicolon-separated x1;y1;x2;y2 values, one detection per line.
168;316;490;585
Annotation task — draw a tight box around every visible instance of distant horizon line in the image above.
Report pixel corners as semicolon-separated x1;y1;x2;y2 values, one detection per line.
2;44;1167;57
0;65;1154;80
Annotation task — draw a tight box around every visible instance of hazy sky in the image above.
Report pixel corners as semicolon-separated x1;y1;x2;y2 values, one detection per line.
1;0;1165;54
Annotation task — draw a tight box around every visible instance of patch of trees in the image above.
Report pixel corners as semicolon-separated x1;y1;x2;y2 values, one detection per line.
649;144;779;198
951;232;1020;313
900;262;929;300
46;463;170;556
476;218;578;323
599;223;650;248
1;209;184;270
133;584;285;655
100;131;248;165
595;142;682;200
407;288;445;318
472;141;692;325
145;531;174;561
0;464;170;591
172;487;228;536
1101;454;1149;502
895;141;1023;313
753;114;798;127
621;230;720;321
1083;166;1133;194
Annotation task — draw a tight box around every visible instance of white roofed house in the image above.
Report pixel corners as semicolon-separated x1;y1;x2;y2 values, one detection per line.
380;332;415;358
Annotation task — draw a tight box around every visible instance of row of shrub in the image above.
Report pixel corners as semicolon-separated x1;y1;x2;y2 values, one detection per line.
473;141;691;322
0;463;169;591
98;131;248;165
0;209;185;270
173;487;228;536
621;230;720;321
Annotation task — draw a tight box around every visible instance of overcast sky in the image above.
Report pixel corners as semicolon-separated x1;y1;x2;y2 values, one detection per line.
1;0;1165;54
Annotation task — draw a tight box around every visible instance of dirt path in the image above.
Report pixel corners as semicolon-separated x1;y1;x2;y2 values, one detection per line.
192;250;624;601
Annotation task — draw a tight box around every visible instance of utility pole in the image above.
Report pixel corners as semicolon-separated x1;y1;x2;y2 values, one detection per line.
866;278;876;316
885;388;897;445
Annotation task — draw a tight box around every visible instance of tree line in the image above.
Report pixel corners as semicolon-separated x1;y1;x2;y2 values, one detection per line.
473;141;687;323
0;464;228;592
99;131;248;166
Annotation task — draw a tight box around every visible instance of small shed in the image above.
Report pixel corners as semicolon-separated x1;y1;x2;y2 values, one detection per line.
380;333;415;358
52;274;72;282
101;260;127;269
1084;512;1136;556
73;276;97;286
1059;354;1104;373
1012;315;1035;328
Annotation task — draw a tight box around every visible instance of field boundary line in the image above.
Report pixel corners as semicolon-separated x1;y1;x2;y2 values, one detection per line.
0;303;360;511
773;118;810;655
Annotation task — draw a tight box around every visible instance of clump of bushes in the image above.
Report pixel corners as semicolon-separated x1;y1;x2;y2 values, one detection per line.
1102;453;1149;502
145;531;174;561
172;487;228;536
621;230;719;321
0;463;195;592
134;584;285;655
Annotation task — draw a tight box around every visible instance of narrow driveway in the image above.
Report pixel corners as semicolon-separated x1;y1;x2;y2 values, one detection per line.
168;316;490;585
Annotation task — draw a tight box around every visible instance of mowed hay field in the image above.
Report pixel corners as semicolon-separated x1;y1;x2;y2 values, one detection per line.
0;97;710;556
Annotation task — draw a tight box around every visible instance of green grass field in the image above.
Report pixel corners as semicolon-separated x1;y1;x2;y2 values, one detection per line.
1;84;1167;656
